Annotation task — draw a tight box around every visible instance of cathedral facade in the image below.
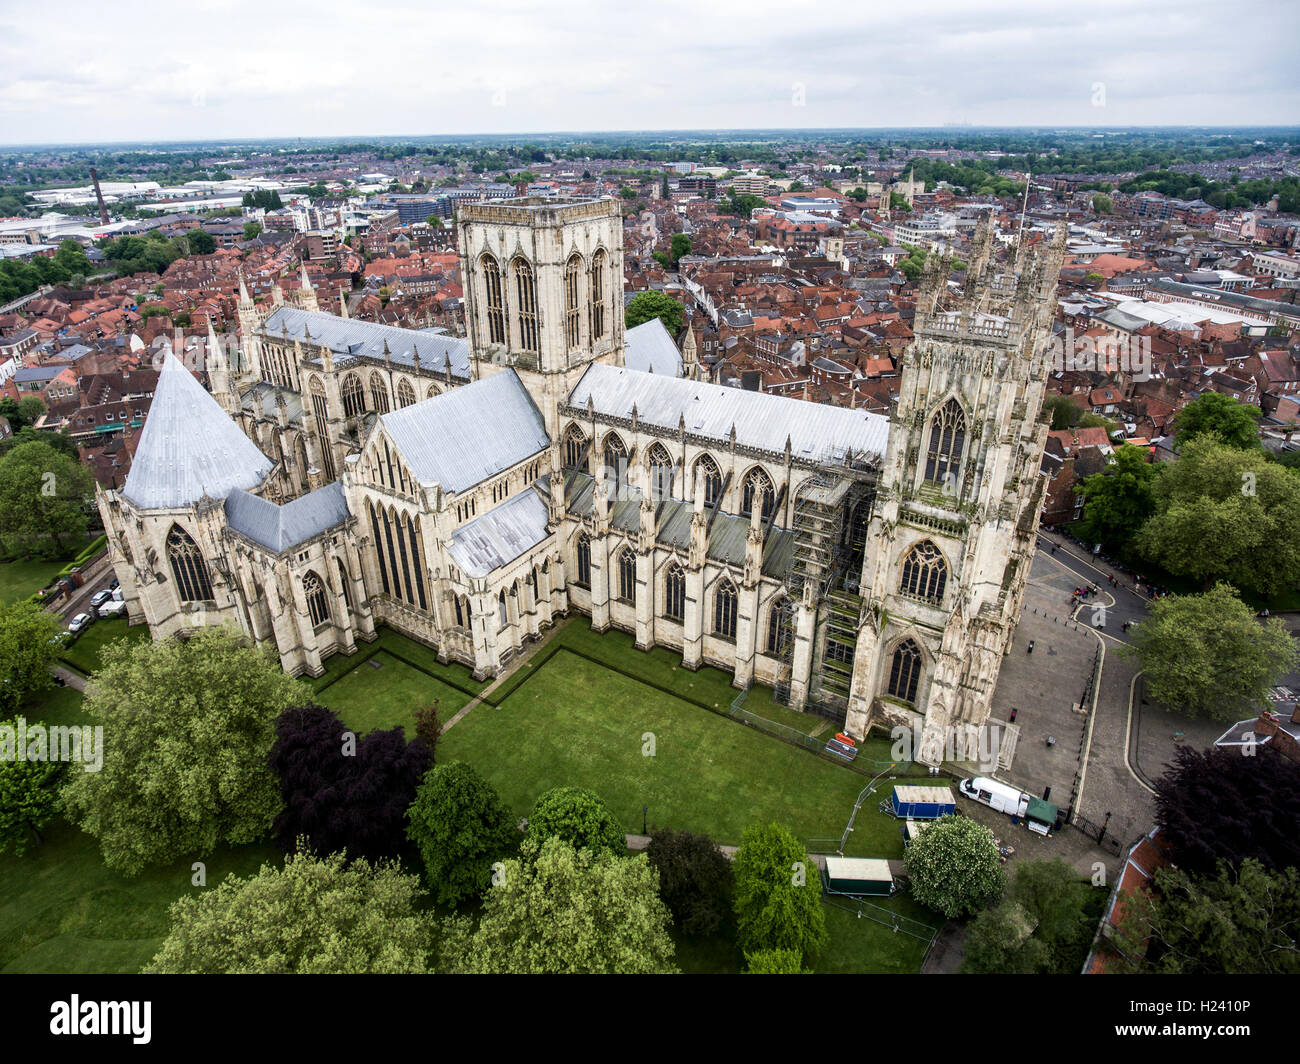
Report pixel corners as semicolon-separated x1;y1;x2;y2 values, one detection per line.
96;198;1064;764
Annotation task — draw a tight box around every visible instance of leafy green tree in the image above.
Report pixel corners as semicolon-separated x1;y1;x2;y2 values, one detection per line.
745;948;809;973
625;291;684;335
1074;443;1161;549
1113;860;1299;974
439;837;677;973
669;233;691;264
144;850;436;973
962;859;1097;973
524;785;625;856
1137;437;1300;594
1172;392;1262;451
0;602;62;713
645;827;733;936
62;627;305;875
903;814;1005;918
1120;583;1298;722
1042;394;1083;431
0;715;65;855
406;761;518;906
0;439;94;557
732;822;828;958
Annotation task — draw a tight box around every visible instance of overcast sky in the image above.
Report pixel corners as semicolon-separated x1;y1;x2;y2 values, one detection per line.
2;0;1297;145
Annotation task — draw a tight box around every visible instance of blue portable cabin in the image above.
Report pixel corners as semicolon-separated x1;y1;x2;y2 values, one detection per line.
889;785;956;820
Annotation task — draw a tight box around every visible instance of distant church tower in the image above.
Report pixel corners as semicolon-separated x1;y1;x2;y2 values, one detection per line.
456;197;626;437
844;219;1067;766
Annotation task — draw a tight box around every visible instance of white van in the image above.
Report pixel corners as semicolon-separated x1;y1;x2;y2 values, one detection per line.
959;776;1029;818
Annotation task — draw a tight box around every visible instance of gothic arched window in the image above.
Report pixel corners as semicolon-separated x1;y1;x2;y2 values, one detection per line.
647;442;674;500
341;373;365;419
396;378;416;408
714;579;738;640
741;467;774;521
369;373;390;415
664;562;685;622
618;547;637;603
603;432;628;494
167;524;212;602
565;254;583;349
888;639;923;704
924;399;967;488
766;597;792;655
308;375;334;480
576;533;591;587
513;257;538;352
900;540;948;603
589;248;607;341
564;424;587;470
303;571;330;627
481;253;505;345
694;454;721;508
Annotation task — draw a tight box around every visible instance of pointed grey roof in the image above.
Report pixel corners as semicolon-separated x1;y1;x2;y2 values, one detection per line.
225;481;349;554
123;355;273;509
380;369;549;494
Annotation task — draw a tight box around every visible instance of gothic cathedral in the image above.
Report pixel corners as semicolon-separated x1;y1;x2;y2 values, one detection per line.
96;198;1064;765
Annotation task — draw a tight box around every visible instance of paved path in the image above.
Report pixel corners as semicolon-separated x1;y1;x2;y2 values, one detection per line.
440;622;567;733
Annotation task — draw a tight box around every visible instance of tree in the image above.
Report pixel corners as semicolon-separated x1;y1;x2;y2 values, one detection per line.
961;859;1096;974
645;827;733;936
732;822;828;959
1137;436;1300;595
903;814;1005;918
439;837;677;974
0;439;94;557
625;291;684;335
144;850;436;973
1121;584;1298;723
524;786;625;856
188;229;217;255
269;704;430;862
242;222;262;241
406;760;518;907
1152;745;1300;876
0;601;62;713
745;948;809;974
1073;443;1161;549
1172;392;1262;451
62;627;305;875
413;702;441;760
669;233;691;265
1114;860;1299;974
0;715;64;855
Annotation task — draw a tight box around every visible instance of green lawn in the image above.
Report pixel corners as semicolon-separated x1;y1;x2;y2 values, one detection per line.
672;893;935;974
318;650;478;739
0;818;279;974
442;647;930;858
0;535;100;606
58;617;151;677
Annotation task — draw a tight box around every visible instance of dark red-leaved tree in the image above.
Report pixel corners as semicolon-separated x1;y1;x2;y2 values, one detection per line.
270;704;430;862
1154;744;1300;877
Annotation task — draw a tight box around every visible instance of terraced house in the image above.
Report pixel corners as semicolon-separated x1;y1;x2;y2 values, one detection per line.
96;202;1065;765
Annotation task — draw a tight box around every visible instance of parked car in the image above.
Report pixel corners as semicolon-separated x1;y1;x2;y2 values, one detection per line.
66;613;94;635
90;589;114;608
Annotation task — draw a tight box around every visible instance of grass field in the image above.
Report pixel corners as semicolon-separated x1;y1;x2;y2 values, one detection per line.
57;617;151;677
441;646;929;858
